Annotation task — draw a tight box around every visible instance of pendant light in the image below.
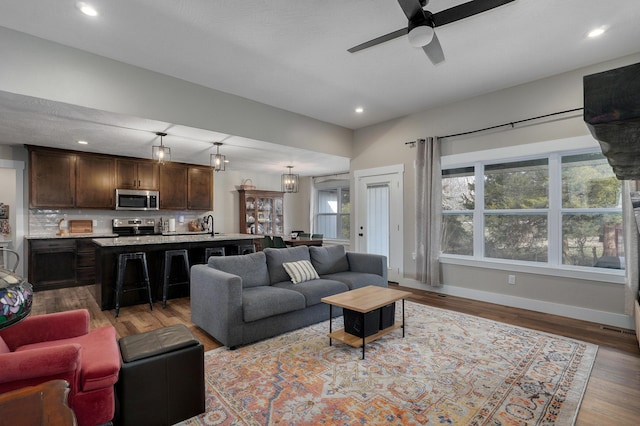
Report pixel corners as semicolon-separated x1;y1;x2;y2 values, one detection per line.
210;142;226;172
281;165;299;193
151;132;171;164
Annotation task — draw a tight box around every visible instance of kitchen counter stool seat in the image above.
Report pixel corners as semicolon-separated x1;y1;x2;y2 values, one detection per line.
162;249;190;308
115;252;153;318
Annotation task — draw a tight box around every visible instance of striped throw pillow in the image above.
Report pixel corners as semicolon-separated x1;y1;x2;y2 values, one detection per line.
282;260;320;284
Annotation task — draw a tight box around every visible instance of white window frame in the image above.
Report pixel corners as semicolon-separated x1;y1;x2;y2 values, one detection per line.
313;179;350;242
440;136;625;284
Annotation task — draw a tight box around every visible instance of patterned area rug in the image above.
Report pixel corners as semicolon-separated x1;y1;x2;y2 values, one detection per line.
180;302;597;425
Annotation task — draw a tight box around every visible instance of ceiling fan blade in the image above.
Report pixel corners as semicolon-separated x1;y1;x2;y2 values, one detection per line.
348;28;407;53
397;0;425;20
423;32;445;64
433;0;515;27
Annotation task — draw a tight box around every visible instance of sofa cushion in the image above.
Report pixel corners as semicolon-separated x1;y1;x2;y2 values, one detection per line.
283;260;320;284
208;251;269;288
242;286;306;322
273;279;349;307
264;246;311;284
309;245;350;275
320;271;387;290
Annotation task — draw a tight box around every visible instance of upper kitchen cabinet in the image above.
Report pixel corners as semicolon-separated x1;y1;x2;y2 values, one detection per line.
188;166;213;210
115;158;159;190
76;154;115;209
29;148;76;208
159;163;188;210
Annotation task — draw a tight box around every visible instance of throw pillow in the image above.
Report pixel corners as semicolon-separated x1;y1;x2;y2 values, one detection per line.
282;260;320;284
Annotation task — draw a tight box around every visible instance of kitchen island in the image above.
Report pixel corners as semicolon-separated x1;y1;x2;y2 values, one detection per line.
92;233;258;311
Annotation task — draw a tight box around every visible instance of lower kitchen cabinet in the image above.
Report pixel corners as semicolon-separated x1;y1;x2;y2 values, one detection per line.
28;238;97;291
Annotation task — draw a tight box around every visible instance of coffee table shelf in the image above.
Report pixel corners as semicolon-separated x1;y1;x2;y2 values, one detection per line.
328;322;404;348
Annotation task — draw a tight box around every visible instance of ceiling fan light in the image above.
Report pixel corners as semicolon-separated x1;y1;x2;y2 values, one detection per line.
408;25;434;48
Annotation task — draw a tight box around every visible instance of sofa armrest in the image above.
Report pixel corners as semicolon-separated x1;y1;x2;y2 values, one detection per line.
0;310;90;350
346;252;388;282
190;264;244;347
0;344;81;385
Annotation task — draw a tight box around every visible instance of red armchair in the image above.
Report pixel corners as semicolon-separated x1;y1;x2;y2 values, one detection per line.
0;309;120;426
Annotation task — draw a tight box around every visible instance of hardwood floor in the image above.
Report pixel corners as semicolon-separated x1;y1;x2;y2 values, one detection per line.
31;284;640;425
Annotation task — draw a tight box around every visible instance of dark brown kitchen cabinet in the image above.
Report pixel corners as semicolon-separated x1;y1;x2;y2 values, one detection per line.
116;158;159;190
188;166;213;210
28;239;77;290
159;163;188;210
76;154;115;208
28;238;97;290
76;239;96;285
29;149;76;208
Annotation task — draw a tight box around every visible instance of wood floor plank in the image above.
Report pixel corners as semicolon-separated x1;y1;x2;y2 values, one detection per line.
30;283;640;424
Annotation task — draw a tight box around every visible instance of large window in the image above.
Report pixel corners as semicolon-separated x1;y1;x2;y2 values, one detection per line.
442;151;623;271
314;178;350;240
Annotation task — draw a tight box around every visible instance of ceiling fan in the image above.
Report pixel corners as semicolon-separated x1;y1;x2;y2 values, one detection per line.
348;0;515;65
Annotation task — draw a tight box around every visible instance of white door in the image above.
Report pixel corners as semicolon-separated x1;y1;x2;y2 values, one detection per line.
354;165;404;282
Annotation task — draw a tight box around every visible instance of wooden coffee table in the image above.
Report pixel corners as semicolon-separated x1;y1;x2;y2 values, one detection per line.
321;285;412;359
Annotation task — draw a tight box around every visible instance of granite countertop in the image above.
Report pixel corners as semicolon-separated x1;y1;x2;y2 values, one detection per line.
92;233;257;247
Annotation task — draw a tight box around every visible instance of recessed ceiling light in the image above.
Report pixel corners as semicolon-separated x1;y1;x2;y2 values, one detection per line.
355;107;364;114
77;140;89;145
77;2;98;17
587;27;606;38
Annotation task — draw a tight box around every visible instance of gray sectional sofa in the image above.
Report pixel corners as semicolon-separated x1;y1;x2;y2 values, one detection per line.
190;245;388;348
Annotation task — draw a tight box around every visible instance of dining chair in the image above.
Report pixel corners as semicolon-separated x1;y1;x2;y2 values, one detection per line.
0;248;19;273
262;235;273;249
272;236;287;248
311;234;323;240
298;233;311;238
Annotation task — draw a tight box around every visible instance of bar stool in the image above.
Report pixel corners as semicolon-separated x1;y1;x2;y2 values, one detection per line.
162;249;190;308
205;246;225;261
115;252;153;318
237;243;256;255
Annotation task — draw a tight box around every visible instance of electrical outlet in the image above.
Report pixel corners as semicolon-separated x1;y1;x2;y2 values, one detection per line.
508;274;516;285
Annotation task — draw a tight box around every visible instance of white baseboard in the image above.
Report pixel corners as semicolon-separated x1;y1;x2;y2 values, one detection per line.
398;278;635;331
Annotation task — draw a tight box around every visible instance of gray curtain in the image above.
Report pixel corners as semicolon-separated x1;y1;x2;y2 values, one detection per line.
623;181;639;315
415;137;442;286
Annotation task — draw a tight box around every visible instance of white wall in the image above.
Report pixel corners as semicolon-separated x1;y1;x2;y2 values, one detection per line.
352;53;640;329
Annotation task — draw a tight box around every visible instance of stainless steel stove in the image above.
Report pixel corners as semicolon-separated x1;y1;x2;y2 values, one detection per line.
112;218;157;236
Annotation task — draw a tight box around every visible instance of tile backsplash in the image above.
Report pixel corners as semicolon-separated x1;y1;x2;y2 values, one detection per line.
28;209;210;236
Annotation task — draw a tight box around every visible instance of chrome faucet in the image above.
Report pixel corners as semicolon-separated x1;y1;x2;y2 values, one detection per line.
205;215;215;236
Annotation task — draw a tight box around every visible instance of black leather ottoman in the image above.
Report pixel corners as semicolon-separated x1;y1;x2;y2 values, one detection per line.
116;324;205;425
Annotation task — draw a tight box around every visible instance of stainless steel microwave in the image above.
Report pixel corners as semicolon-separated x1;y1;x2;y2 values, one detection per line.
115;189;159;211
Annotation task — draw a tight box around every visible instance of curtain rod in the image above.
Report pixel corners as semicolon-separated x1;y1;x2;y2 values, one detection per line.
404;107;583;145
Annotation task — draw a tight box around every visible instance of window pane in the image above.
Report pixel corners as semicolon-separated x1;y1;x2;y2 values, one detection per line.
442;167;475;210
317;190;337;214
562;213;624;269
341;189;350;213
340;214;350;239
442;213;473;255
484;214;548;262
562;153;621;208
316;214;337;239
485;159;548;209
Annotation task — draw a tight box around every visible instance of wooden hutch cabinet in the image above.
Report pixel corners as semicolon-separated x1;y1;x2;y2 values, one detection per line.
238;189;284;235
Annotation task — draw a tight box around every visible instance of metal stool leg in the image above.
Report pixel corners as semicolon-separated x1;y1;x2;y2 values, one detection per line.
140;253;153;311
162;249;190;308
